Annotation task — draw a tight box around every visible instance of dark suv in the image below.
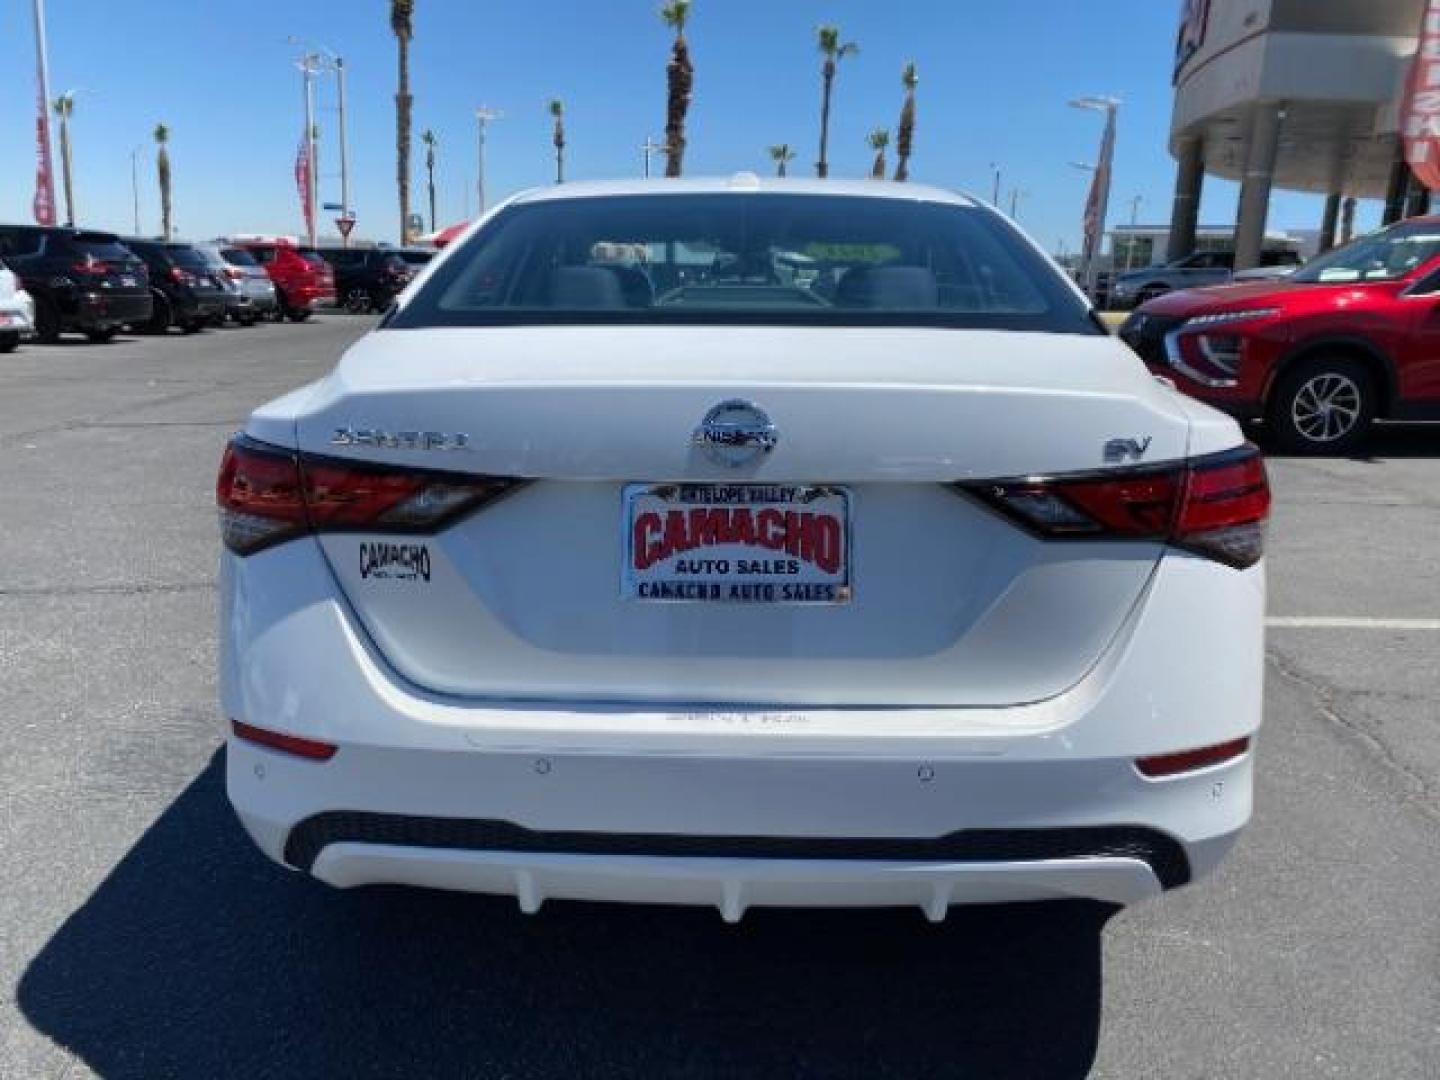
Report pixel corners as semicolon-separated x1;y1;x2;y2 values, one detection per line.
317;247;417;312
0;225;152;343
122;239;229;334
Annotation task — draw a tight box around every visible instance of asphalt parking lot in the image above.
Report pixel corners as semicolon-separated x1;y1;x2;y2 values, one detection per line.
0;316;1436;1079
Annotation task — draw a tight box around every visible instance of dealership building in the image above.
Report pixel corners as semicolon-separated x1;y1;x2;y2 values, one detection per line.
1167;0;1429;269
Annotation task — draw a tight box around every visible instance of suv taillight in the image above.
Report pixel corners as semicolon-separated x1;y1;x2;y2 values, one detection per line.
960;445;1269;569
217;436;524;555
72;256;111;276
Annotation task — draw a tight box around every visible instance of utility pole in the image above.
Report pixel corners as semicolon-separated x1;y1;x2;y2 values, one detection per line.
1009;188;1029;220
990;162;1001;207
475;106;502;216
335;56;351;246
641;135;663;178
31;0;57;225
130;145;142;235
289;38;349;243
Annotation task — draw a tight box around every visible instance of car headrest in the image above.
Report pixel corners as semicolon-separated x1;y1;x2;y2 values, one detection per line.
607;264;655;308
834;265;940;309
549;266;625;309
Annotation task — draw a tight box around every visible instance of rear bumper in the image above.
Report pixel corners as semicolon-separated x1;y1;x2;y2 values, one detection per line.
222;540;1263;915
60;290;152;329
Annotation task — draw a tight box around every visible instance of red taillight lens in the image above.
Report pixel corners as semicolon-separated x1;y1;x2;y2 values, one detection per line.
217;436;523;555
217;439;307;554
169;266;196;285
231;719;337;761
72;257;110;276
963;445;1269;569
1136;736;1251;778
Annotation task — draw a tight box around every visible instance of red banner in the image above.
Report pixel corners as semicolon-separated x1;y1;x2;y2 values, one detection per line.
32;75;55;225
294;134;314;238
1403;0;1440;191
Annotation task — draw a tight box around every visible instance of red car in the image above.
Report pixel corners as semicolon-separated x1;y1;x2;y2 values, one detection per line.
1119;218;1440;453
227;238;335;322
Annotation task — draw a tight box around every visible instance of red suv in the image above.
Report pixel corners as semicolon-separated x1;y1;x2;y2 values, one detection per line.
228;238;335;322
1120;218;1440;453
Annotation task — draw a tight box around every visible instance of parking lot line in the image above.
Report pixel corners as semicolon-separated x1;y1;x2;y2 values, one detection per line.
1266;616;1440;630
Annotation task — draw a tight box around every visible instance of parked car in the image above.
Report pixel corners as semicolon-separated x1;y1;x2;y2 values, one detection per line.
315;246;417;312
1118;217;1440;453
1110;249;1303;309
227;237;335;321
122;239;229;334
218;179;1268;918
0;263;35;353
191;243;258;326
205;244;279;322
0;225;151;343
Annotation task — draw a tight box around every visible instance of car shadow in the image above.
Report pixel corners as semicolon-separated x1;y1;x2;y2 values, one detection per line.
18;753;1111;1079
1248;421;1440;460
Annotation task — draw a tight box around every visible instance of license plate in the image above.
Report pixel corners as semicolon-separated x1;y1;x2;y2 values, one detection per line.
119;275;137;287
622;483;851;604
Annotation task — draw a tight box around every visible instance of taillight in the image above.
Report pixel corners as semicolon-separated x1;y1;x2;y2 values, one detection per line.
225;266;245;281
217;436;524;555
169;266;196;285
72;256;110;276
961;445;1269;569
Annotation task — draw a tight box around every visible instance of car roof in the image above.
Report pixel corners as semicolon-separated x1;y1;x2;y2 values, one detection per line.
506;175;980;208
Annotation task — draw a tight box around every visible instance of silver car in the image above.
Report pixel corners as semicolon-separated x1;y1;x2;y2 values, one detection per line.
1110;249;1302;308
0;263;36;352
203;243;279;322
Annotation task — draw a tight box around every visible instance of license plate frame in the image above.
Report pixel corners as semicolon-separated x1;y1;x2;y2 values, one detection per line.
621;482;853;605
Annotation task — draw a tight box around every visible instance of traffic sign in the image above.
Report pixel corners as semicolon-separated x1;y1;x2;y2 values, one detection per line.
323;202;344;211
335;216;356;239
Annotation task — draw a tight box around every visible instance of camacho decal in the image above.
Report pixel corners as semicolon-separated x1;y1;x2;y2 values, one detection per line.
359;542;432;583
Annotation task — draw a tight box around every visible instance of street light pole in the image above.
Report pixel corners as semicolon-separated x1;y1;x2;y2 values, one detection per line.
641;136;663;178
989;162;1001;207
130;145;142;235
475;106;502;216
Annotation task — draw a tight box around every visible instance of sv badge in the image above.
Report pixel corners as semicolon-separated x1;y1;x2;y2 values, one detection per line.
1104;436;1153;464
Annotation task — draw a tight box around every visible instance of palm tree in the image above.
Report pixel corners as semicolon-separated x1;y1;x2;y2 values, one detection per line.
867;128;889;179
390;0;415;242
421;129;439;231
549;99;566;184
153;123;172;241
52;92;77;227
660;0;693;178
894;62;918;182
768;143;796;177
815;25;858;179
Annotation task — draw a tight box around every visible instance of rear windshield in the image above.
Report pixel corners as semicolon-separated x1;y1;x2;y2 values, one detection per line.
220;248;259;267
389;194;1098;333
166;246;209;268
297;249;329;267
74;238;139;263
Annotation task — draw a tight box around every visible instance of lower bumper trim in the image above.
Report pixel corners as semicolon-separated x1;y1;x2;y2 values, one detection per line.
283;813;1192;890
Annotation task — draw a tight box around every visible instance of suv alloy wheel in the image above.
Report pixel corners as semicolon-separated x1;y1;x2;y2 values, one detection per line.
1267;356;1375;454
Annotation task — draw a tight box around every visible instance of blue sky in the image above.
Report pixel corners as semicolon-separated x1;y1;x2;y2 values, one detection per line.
0;0;1374;250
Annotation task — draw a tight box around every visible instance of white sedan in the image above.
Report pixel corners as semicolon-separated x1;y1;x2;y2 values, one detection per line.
218;177;1266;920
0;263;35;352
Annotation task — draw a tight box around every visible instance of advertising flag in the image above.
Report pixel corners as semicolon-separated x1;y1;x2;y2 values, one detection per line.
294;134;314;238
1403;0;1440;191
32;74;56;225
